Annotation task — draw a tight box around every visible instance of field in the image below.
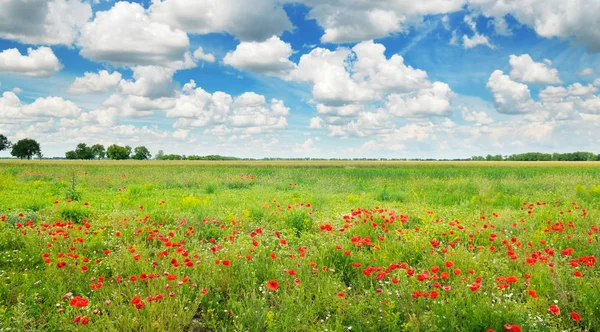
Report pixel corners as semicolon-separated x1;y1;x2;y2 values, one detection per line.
0;160;599;331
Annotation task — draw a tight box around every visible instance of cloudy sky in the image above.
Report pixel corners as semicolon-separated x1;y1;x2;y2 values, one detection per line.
1;0;600;159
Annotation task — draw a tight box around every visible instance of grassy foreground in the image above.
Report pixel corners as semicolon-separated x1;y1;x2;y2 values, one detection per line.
0;161;599;331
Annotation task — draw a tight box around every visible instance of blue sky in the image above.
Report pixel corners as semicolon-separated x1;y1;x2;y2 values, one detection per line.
1;0;600;158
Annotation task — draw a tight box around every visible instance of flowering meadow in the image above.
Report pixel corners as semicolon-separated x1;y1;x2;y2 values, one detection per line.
0;160;599;331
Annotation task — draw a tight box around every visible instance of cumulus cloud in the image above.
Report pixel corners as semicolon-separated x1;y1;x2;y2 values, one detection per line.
486;70;540;114
0;47;62;77
293;138;318;154
149;0;292;41
297;0;463;43
385;82;453;118
469;0;600;52
68;70;122;94
308;117;323;129
119;66;177;99
291;1;600;52
509;54;561;84
78;2;189;66
193;47;216;63
166;80;290;135
103;94;175;118
460;107;494;125
0;91;81;120
223;36;296;76
0;0;91;45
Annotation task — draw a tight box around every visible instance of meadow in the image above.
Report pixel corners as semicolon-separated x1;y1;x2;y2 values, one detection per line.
0;160;599;331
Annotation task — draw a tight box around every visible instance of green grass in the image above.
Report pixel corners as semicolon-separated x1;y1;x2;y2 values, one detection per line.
0;160;599;331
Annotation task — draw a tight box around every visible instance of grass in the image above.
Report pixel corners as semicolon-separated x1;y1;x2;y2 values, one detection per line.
0;160;599;331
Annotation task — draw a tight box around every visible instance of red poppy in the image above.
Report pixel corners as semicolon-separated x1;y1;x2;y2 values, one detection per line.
570;311;581;322
549;305;560;316
69;296;89;307
266;280;279;291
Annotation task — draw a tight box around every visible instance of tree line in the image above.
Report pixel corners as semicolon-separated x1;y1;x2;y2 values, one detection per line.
472;152;600;161
65;143;152;160
3;133;600;162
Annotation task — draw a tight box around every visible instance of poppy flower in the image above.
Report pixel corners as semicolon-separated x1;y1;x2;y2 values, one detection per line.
266;280;279;291
549;305;560;316
69;296;89;307
571;311;581;322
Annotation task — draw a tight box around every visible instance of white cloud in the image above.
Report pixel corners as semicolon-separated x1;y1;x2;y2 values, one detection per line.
509;54;561;84
0;47;62;77
297;0;464;43
462;33;494;49
193;47;216;63
0;91;81;120
294;138;318;154
291;47;374;105
0;0;92;45
486;70;540;114
119;66;177;98
308;117;323;129
578;68;594;76
292;1;600;52
167;80;290;134
223;36;296;76
103;94;175;118
461;107;494;125
149;0;292;41
594;78;600;87
461;15;494;49
68;70;122;94
385;82;453;117
469;0;600;52
78;2;189;66
351;40;430;93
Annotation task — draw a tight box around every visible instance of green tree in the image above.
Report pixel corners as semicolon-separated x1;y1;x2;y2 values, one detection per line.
106;144;130;160
65;151;78;159
11;138;41;160
75;143;95;160
132;146;152;160
0;134;11;152
91;144;106;159
155;150;165;160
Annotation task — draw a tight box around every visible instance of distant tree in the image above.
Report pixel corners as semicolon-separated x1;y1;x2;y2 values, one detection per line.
75;143;95;160
91;144;106;159
0;134;11;152
11;138;41;160
125;145;132;156
155;150;165;160
132;146;152;160
65;151;78;160
106;144;130;160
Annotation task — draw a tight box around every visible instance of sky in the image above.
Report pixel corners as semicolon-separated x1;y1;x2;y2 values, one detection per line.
1;0;600;159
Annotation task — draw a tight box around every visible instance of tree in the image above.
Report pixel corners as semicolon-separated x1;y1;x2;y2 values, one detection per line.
132;146;152;160
106;144;130;160
65;151;78;159
91;144;106;159
155;150;165;160
75;143;95;160
11;138;41;160
0;134;11;152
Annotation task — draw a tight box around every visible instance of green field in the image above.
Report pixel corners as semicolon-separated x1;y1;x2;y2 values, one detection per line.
1;161;599;331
